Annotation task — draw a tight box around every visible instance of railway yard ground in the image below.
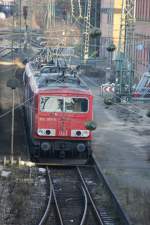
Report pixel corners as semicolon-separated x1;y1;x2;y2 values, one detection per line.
83;71;150;225
0;61;150;225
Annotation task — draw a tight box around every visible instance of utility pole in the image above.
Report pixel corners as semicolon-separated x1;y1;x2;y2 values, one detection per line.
23;5;28;50
7;79;19;165
19;0;22;51
28;0;32;50
11;0;16;61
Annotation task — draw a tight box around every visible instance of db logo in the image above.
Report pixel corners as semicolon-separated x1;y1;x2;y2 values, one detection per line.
59;129;68;136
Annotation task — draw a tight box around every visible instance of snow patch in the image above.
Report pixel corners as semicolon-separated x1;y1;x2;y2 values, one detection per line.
40;178;46;184
38;168;46;173
1;170;11;177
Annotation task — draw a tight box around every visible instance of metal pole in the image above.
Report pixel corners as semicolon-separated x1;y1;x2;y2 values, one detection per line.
94;0;97;53
29;0;32;50
20;0;21;51
53;0;55;27
11;89;15;164
11;0;15;61
7;79;18;165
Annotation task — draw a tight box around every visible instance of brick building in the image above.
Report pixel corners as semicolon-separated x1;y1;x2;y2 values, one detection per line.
100;0;150;84
134;0;150;82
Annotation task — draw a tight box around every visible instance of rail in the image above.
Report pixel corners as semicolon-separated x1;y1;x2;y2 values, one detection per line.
93;155;131;225
38;168;53;225
37;167;89;225
80;186;88;225
77;166;104;225
78;161;130;225
2;159;130;225
0;48;12;57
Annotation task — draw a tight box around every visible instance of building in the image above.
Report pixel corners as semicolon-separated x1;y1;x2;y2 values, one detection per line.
100;0;122;65
134;0;150;83
100;0;150;84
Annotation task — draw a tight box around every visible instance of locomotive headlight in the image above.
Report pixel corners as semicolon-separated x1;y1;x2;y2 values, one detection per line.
76;131;81;136
71;130;90;137
37;129;56;136
37;129;45;136
82;130;90;137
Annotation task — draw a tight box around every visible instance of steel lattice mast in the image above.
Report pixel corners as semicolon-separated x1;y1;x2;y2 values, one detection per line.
71;0;82;18
71;0;92;61
83;0;91;61
70;0;100;62
46;0;55;29
115;0;136;99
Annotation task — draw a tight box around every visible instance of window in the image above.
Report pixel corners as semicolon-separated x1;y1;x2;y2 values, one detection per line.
40;96;88;113
40;96;63;112
49;68;58;73
65;97;88;112
41;68;50;73
41;67;58;73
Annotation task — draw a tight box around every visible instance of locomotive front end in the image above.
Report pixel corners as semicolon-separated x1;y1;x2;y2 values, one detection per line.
31;90;95;162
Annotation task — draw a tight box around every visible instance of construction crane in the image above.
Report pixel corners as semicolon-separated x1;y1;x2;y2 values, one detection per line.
115;0;136;101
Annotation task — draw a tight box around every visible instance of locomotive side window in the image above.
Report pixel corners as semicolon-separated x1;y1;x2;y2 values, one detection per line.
65;98;88;113
41;68;50;73
49;68;58;73
41;67;58;73
40;96;63;112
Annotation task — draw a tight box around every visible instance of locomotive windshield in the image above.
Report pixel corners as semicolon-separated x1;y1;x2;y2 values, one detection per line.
40;96;88;113
40;96;63;112
65;97;88;112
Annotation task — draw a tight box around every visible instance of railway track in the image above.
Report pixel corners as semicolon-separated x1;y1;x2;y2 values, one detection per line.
37;160;130;225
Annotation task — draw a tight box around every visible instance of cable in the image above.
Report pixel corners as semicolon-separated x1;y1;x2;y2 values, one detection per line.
0;94;35;119
0;63;149;126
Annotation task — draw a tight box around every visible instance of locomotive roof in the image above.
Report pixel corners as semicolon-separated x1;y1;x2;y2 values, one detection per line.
38;87;92;96
25;62;92;95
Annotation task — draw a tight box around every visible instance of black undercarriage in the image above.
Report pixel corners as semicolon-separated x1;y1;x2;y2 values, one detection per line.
29;139;92;164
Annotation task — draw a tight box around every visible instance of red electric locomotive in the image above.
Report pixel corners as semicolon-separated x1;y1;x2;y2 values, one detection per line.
23;61;96;164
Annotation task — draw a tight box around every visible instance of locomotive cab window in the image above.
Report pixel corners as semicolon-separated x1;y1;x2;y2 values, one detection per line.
65;98;88;112
40;96;63;112
40;96;88;113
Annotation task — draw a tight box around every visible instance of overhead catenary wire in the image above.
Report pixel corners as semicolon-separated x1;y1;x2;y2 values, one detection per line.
0;72;149;121
0;0;148;121
0;54;149;131
0;59;148;122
